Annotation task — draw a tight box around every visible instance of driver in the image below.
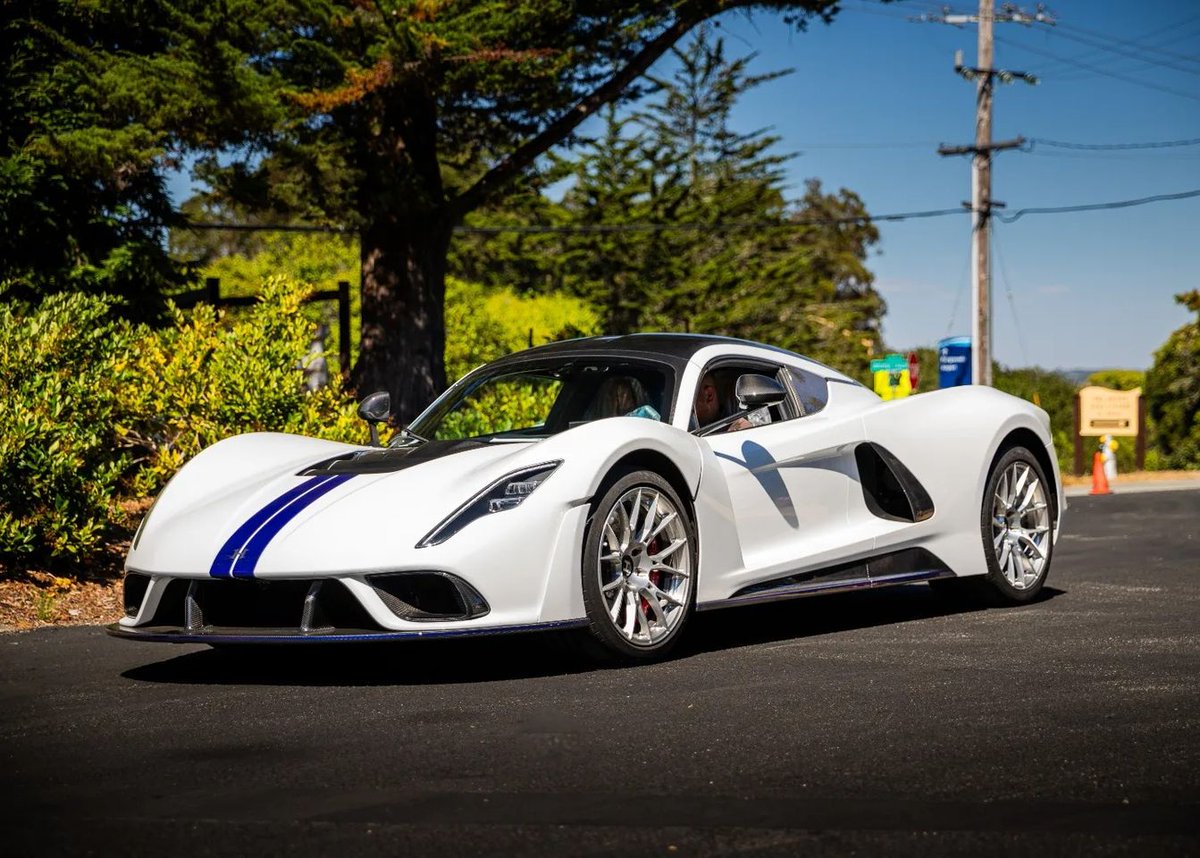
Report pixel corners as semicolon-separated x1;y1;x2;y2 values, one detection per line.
694;372;752;432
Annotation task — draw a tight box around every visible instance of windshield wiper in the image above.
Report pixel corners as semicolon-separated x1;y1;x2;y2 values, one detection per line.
391;425;429;445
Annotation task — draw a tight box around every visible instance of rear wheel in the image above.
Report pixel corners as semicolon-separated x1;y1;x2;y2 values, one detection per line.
932;445;1054;605
577;469;696;661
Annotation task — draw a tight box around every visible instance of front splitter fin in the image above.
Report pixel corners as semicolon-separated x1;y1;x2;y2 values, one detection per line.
105;619;588;645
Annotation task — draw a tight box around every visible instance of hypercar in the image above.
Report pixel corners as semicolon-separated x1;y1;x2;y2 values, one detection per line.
109;334;1063;660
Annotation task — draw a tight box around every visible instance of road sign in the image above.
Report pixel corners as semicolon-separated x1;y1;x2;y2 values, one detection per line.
938;336;971;387
1078;386;1141;437
871;353;912;400
907;351;920;391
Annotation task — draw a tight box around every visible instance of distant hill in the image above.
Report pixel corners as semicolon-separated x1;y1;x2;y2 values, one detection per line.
1058;369;1099;386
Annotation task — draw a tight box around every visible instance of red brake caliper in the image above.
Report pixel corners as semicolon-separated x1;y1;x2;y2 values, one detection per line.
642;536;662;618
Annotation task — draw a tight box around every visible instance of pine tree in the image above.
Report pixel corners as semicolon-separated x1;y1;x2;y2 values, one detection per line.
445;27;886;376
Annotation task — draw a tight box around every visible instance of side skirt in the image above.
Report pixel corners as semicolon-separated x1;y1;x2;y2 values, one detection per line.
697;547;955;612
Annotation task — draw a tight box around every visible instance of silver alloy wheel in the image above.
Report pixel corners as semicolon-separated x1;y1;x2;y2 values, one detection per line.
597;486;692;647
991;461;1051;590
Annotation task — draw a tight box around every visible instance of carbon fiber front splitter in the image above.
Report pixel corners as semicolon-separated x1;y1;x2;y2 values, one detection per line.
105;618;588;645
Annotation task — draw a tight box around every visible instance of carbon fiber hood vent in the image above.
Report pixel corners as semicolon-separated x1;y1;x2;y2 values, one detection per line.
297;439;493;476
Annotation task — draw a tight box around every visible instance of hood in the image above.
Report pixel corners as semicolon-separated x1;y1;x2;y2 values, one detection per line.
129;434;542;577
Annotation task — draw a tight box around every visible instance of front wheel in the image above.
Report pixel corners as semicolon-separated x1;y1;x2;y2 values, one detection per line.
933;445;1054;606
577;469;696;661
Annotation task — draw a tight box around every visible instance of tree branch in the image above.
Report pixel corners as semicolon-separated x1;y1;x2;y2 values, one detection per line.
448;13;705;220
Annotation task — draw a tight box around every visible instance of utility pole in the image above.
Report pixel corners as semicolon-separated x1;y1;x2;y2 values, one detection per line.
916;1;1051;386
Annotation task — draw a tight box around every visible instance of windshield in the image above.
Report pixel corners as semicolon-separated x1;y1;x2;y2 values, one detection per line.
406;359;675;443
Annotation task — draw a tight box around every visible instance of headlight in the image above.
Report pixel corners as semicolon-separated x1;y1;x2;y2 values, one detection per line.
416;461;561;548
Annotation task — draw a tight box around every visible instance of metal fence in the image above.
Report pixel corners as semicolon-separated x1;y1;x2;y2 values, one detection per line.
173;277;353;379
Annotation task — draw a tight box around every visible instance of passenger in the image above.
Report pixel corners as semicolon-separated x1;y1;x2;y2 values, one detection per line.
588;376;658;420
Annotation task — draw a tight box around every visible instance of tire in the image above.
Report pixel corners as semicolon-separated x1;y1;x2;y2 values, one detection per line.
575;468;697;662
933;444;1054;606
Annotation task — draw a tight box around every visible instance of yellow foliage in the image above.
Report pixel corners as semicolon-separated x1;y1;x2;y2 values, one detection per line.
122;277;361;493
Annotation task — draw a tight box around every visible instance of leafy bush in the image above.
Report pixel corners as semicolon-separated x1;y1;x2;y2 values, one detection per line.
1146;292;1200;469
0;279;362;572
0;274;601;574
188;233;360;375
444;277;600;380
441;277;599;438
0;291;132;565
121;277;361;494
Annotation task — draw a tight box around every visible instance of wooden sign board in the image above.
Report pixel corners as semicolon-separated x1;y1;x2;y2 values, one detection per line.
1078;386;1141;437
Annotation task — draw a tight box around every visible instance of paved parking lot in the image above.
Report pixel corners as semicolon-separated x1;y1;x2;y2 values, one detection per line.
1;489;1197;856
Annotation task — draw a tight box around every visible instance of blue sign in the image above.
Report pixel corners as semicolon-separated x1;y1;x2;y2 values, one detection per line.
938;336;971;388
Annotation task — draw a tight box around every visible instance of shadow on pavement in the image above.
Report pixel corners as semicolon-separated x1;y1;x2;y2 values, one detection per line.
120;583;1064;688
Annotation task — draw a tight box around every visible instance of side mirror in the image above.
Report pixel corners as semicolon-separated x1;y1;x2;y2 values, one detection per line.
357;391;391;447
735;373;786;409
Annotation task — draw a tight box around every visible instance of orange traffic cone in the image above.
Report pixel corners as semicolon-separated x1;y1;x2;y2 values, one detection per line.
1089;450;1111;496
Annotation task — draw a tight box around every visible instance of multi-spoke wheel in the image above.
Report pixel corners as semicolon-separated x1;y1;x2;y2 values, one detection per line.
579;469;695;660
990;457;1051;590
933;444;1055;605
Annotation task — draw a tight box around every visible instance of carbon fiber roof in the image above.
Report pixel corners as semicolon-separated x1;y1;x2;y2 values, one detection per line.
488;333;807;370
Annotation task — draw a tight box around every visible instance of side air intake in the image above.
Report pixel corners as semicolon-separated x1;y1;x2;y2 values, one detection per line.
855;443;935;523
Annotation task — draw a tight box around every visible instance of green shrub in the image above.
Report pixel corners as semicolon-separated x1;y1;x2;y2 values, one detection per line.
1145;292;1200;469
441;277;600;437
190;233;360;375
0;279;363;572
121;276;361;494
0;291;133;566
444;276;600;380
1;274;601;574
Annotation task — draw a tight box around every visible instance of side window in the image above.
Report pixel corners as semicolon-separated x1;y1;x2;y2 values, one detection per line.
692;362;797;431
787;367;829;417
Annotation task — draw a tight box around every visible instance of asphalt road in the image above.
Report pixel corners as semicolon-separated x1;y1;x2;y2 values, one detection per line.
2;490;1197;856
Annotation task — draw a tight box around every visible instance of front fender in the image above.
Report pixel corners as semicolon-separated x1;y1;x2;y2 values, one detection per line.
531;417;706;504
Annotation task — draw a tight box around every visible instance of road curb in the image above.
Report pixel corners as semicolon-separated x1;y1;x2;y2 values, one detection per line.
1064;479;1200;498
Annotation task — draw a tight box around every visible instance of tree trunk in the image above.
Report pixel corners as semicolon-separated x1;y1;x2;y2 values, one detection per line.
353;216;453;424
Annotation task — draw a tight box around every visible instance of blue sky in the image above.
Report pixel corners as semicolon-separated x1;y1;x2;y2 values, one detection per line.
704;0;1200;370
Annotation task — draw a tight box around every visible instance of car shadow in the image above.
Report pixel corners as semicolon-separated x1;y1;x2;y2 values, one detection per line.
120;584;1065;688
683;584;1064;656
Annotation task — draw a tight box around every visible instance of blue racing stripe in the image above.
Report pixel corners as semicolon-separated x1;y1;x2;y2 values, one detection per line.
209;475;339;578
229;473;354;578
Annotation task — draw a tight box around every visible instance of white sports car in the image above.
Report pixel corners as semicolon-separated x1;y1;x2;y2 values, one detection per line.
110;334;1063;660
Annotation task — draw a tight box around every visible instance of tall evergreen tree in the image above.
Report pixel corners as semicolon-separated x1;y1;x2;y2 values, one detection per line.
448;28;885;375
0;1;187;317
4;1;840;419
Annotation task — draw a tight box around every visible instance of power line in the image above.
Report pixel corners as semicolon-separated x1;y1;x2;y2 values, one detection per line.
996;13;1200;76
794;141;938;149
945;241;972;337
1023;149;1200;162
1031;21;1200;77
995;188;1200;223
1047;17;1200;69
186;207;970;236
995;33;1200;103
1029;136;1200;150
180;188;1200;235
